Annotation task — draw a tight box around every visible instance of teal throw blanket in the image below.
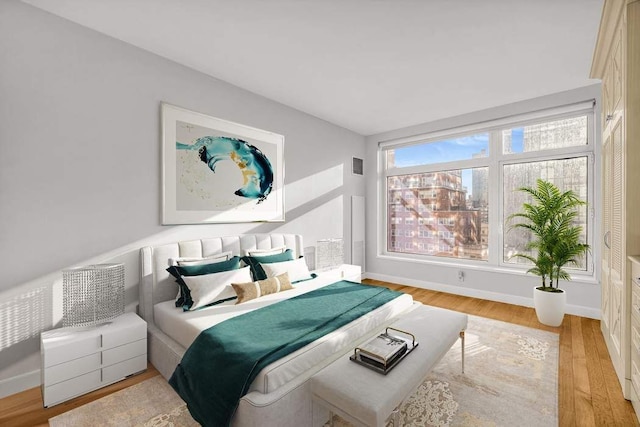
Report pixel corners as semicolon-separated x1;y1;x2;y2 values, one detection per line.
169;280;402;427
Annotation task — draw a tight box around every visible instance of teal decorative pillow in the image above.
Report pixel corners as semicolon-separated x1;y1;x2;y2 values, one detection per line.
167;256;241;307
241;249;294;281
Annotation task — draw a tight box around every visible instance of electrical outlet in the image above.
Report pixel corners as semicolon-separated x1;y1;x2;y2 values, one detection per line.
458;270;464;282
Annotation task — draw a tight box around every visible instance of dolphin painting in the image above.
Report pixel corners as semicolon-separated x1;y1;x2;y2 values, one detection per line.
176;136;274;203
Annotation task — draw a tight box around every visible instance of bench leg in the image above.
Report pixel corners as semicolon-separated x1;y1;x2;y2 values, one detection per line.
390;407;400;426
460;330;465;374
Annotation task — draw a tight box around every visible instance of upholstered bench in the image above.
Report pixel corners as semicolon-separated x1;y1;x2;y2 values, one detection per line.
310;304;468;427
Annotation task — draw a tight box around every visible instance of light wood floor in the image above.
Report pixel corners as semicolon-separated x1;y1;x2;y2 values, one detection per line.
1;279;638;427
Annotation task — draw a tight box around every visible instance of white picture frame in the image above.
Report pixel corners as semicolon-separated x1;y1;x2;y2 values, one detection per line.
161;103;285;224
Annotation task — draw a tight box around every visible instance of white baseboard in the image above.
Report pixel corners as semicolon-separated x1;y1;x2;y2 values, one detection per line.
363;272;600;320
0;369;40;399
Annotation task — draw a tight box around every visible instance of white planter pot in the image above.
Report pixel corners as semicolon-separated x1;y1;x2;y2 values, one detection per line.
533;286;566;327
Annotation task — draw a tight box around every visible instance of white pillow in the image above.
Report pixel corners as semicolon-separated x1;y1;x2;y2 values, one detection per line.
260;257;312;283
245;246;287;257
169;251;233;267
180;266;251;310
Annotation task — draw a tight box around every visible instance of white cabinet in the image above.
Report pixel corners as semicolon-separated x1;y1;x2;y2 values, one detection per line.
592;0;640;401
313;264;362;283
40;312;147;407
629;257;640;418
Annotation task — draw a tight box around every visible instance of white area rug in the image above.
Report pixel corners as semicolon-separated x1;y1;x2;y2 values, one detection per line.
49;315;558;427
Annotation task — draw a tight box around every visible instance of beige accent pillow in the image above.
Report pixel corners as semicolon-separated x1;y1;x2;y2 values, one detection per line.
232;272;293;304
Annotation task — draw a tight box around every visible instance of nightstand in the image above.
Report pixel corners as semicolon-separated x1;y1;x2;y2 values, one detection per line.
40;312;147;407
313;264;362;283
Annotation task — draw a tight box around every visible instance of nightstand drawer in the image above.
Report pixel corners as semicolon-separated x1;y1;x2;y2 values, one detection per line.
103;339;146;366
44;370;101;407
101;320;146;349
44;352;101;386
102;354;146;384
43;333;101;367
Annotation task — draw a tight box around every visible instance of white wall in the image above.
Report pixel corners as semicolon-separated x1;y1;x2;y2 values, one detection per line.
364;85;602;318
0;0;365;396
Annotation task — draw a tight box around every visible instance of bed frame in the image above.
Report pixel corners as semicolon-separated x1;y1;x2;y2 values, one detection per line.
139;234;418;427
139;233;392;426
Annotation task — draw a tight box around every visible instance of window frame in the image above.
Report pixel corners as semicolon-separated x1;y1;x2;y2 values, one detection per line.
378;101;595;278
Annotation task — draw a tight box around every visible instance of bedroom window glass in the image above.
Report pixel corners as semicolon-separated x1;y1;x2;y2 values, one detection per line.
503;156;589;270
385;166;489;261
380;101;594;274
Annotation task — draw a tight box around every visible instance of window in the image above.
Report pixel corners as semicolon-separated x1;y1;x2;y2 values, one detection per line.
380;102;594;274
503;157;589;269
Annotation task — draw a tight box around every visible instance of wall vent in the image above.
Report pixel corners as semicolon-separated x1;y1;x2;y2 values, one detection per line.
352;157;364;176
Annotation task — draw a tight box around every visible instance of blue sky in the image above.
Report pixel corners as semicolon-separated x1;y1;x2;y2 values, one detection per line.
510;128;524;153
392;129;524;196
393;133;489;167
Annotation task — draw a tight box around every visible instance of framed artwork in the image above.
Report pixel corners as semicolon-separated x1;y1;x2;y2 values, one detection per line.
161;103;285;224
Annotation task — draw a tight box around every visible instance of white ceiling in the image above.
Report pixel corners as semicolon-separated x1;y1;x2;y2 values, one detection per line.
22;0;604;136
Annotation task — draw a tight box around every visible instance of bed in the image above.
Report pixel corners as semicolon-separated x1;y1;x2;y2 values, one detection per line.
139;234;415;426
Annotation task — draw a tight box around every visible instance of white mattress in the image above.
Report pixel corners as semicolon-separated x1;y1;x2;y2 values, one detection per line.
154;273;413;394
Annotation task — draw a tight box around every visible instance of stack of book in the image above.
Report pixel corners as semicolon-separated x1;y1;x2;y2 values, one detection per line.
351;327;417;374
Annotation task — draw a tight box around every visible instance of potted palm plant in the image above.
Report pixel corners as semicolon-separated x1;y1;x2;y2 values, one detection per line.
508;179;590;327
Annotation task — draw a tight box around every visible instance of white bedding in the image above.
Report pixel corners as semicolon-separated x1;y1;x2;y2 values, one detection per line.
154;272;413;394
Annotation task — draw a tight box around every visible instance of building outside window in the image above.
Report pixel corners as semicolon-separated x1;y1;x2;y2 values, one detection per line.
380;102;594;274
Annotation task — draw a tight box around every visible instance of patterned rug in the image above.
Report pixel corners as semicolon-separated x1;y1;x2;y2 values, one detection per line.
48;376;197;427
49;315;558;427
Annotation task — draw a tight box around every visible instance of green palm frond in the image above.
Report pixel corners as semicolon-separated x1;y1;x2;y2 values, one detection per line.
507;179;590;288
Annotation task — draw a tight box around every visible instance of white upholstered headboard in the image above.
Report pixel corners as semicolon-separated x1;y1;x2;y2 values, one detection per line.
139;234;303;324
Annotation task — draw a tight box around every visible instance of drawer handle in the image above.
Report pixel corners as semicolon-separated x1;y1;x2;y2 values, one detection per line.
606;114;614;122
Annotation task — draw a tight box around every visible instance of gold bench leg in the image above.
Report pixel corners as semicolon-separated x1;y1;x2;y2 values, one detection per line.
390;407;400;426
460;330;465;374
